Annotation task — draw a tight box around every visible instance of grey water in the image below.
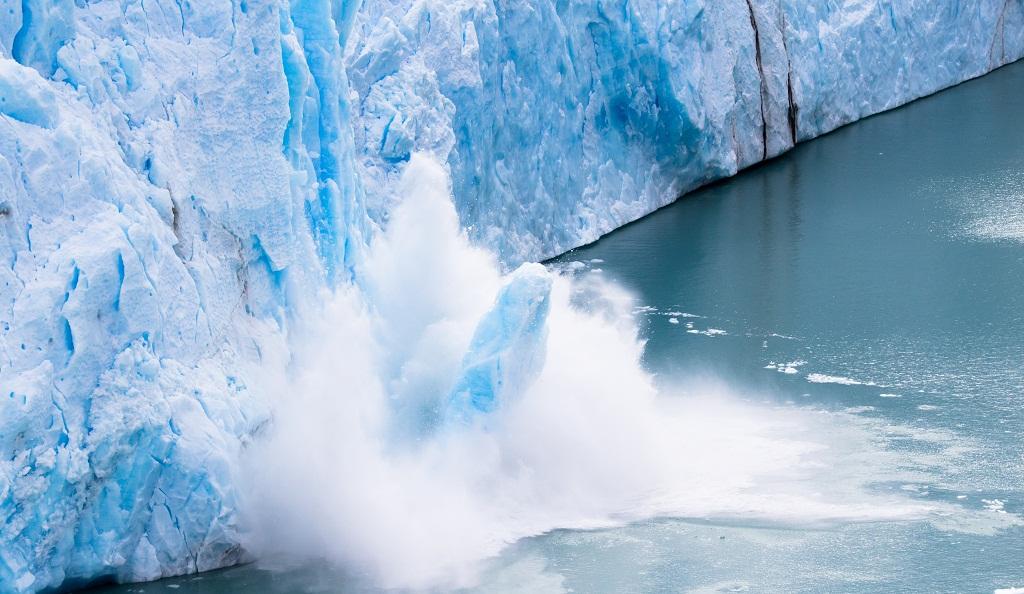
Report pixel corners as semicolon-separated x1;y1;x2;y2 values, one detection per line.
92;61;1024;593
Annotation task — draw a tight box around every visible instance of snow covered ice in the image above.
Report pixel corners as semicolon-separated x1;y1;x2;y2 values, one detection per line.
0;0;1022;591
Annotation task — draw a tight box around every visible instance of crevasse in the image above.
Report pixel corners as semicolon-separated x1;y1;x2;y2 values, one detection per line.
0;0;1021;591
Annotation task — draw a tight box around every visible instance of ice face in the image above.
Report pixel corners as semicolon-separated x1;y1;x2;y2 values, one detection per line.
0;0;358;590
0;0;1021;591
348;0;1024;264
445;263;552;426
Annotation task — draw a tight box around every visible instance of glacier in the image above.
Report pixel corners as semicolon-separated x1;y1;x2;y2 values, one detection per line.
0;0;1021;591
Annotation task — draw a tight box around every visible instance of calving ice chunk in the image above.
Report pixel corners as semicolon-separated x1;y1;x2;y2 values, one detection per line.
445;264;552;425
244;154;973;593
1;0;1023;591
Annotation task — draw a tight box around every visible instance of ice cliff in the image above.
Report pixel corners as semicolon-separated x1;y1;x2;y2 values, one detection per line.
0;0;1021;591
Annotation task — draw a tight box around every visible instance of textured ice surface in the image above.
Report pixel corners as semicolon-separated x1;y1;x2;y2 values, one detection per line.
445;263;551;425
348;0;1024;263
0;0;361;590
0;0;1021;591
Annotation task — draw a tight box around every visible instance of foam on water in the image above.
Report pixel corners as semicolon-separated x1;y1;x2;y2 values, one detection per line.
240;156;1010;590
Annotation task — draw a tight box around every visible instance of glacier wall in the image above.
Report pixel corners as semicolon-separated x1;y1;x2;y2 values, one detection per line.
0;0;1021;591
348;0;1024;263
0;0;365;590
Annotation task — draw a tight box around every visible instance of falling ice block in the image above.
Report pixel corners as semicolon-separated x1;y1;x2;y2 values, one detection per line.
445;264;552;426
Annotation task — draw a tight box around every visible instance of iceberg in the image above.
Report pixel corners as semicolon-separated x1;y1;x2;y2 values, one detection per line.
0;0;1020;591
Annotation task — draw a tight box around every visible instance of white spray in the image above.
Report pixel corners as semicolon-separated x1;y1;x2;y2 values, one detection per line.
243;155;949;590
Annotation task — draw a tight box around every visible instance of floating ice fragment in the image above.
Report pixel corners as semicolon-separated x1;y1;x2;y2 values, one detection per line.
806;373;877;386
687;328;727;337
765;360;806;374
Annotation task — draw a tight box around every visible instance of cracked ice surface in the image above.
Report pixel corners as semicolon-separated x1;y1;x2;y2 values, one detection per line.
0;0;361;590
445;263;552;426
0;0;1022;591
349;0;1024;264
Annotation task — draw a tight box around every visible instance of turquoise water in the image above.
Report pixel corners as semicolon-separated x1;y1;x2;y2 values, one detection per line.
537;58;1024;593
91;61;1024;593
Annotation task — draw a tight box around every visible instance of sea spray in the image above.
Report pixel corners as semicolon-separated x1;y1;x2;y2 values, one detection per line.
241;155;984;590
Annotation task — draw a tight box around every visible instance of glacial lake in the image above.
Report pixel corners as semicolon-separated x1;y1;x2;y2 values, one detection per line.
92;60;1024;594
